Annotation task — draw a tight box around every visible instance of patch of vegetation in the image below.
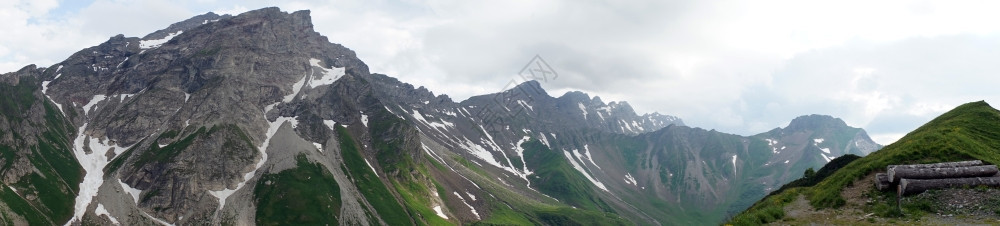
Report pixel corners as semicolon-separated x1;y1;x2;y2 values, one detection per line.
0;76;84;224
0;76;38;123
392;181;450;226
765;154;861;197
534;207;629;226
335;125;411;225
472;207;534;226
727;187;800;226
901;193;934;217
0;146;16;177
254;154;341;225
36;130;83;192
521;139;613;212
133;126;206;167
453;155;488;177
0;185;52;225
468;186;538;226
195;47;221;57
158;130;179;140
104;142;139;175
17;159;75;221
425;153;448;172
367;105;414;175
988;196;1000;216
615;135;648;170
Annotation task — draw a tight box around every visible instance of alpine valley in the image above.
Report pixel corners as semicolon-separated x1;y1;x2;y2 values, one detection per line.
0;7;881;225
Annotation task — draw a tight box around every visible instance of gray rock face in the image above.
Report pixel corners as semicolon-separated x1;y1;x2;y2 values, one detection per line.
0;6;882;226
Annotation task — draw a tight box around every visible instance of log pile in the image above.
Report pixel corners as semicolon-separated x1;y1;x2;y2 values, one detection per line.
874;160;1000;196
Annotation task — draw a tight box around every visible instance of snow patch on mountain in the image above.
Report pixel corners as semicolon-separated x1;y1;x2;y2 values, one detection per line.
210;115;296;210
538;133;550;147
731;154;738;175
323;120;337;130
563;150;608;191
513;136;533;185
313;142;323;153
364;158;380;178
765;138;780;153
621;119;634;133
631;120;643;131
68;121;128;223
582;144;600;169
360;112;368;127
411;109;453;132
307;58;344;88
422;144;452;172
83;95;107;115
140;31;183;49
517;100;533;112
433;205;448;219
284;73;308;103
453;192;480;220
578;102;587;119
95;203;120;225
116;57;129;68
119;179;142;204
41;77;65;115
624;173;638;186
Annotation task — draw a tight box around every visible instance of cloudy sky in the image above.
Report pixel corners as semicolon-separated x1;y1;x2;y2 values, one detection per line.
3;0;1000;144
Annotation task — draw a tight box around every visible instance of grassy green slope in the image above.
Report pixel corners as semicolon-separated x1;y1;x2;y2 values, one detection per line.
522;139;613;212
254;154;341;225
0;76;82;225
335;125;411;225
730;101;1000;225
519;139;630;226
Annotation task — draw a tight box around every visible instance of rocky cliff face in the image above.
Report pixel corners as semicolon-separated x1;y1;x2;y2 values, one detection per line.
0;65;81;225
0;7;879;226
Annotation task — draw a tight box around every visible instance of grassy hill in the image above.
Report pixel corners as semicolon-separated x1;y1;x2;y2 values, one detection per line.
729;100;1000;225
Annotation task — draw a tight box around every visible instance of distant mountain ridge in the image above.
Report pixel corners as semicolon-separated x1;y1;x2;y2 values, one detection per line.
0;7;878;225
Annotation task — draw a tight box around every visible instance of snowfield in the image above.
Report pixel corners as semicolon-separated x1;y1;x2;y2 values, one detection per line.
140;31;183;49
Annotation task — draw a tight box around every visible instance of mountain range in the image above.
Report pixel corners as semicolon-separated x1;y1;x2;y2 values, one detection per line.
0;7;880;225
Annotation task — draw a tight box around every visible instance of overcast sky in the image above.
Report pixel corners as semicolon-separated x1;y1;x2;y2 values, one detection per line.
3;0;1000;144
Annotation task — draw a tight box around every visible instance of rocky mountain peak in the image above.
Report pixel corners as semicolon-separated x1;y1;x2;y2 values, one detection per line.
785;114;850;132
507;80;548;98
558;90;591;103
141;11;230;41
607;101;636;115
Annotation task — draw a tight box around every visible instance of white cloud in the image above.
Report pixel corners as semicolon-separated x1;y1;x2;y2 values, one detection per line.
3;0;1000;145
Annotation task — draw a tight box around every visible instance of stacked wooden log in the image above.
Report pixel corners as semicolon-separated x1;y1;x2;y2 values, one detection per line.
874;160;1000;196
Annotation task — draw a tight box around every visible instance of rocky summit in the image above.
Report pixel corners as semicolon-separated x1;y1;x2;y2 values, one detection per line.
0;7;879;225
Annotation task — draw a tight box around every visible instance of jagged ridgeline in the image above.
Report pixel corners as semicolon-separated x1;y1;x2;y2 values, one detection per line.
730;101;1000;225
0;7;880;225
